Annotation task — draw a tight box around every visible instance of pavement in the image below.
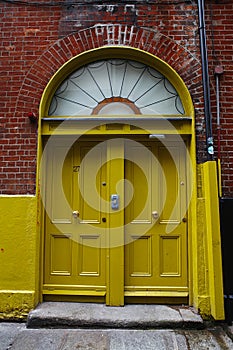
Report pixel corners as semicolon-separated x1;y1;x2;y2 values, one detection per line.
0;302;233;349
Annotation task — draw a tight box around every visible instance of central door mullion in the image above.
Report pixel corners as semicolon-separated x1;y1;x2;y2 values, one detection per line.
106;138;125;306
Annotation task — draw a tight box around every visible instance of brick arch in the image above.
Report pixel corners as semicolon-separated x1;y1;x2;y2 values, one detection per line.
16;24;203;115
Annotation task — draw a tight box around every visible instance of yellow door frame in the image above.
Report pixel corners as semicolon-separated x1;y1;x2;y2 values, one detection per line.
41;134;190;305
37;46;198;308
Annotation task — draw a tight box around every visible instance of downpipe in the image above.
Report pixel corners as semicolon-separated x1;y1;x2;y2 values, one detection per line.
197;0;214;160
215;65;224;197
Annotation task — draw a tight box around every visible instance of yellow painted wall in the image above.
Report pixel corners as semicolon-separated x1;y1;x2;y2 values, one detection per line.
0;195;39;319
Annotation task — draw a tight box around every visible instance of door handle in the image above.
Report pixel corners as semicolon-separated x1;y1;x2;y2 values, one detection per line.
72;210;80;219
111;194;119;210
152;211;159;219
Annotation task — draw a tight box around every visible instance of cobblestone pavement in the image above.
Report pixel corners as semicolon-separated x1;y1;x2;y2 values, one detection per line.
1;322;233;350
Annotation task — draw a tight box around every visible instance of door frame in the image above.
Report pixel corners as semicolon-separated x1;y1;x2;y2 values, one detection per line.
36;46;196;306
40;133;192;305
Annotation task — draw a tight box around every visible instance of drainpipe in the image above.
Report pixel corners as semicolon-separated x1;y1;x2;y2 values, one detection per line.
215;65;224;196
197;0;214;160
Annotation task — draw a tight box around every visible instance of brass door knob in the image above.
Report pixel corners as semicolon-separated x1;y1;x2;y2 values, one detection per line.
152;211;159;219
72;210;80;219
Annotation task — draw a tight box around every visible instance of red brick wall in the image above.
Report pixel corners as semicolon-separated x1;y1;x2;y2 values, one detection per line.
1;1;62;194
0;0;233;196
205;1;233;197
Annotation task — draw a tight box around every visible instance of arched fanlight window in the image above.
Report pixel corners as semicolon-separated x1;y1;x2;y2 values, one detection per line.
49;59;185;116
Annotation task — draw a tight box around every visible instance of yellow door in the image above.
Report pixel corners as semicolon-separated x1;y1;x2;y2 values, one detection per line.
43;137;188;302
124;140;188;300
43;139;107;299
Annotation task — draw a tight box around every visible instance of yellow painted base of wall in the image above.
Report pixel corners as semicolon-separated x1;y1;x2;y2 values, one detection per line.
0;195;39;319
0;291;36;320
195;197;211;318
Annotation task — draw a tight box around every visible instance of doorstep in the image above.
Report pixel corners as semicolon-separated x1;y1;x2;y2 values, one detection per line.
26;302;204;329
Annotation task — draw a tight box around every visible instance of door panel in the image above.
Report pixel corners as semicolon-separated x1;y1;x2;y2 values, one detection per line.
78;235;101;276
49;145;73;224
128;235;152;277
78;144;104;223
125;144;153;224
50;234;72;276
159;236;181;276
158;145;182;224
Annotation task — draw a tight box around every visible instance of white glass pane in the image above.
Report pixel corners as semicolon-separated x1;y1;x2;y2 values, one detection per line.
107;60;126;97
121;61;146;99
69;66;104;102
128;67;163;102
140;98;182;115
49;98;93;116
88;61;112;99
97;102;136;115
175;97;184;114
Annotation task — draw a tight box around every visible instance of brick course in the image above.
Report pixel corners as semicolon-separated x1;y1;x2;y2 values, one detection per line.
1;0;233;196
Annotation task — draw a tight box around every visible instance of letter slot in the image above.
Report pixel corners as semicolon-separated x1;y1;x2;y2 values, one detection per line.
111;194;119;210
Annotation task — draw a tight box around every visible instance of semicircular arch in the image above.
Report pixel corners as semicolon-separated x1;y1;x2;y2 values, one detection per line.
40;46;193;117
15;25;201;120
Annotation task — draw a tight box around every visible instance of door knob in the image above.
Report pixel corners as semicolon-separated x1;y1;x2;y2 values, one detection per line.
72;210;80;219
152;211;159;219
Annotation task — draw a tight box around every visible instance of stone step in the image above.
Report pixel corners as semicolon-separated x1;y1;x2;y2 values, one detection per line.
27;302;204;330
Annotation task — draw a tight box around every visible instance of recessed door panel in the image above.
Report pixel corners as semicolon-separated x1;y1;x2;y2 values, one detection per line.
159;235;181;276
50;145;73;223
129;235;152;277
78;235;101;276
125;145;152;224
158;145;182;224
50;234;72;276
79;145;103;223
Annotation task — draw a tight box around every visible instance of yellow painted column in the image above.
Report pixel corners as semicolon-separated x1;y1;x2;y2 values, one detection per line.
106;139;124;306
203;161;225;320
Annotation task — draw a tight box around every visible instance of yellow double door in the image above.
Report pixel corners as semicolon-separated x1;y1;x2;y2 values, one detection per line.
43;137;188;305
